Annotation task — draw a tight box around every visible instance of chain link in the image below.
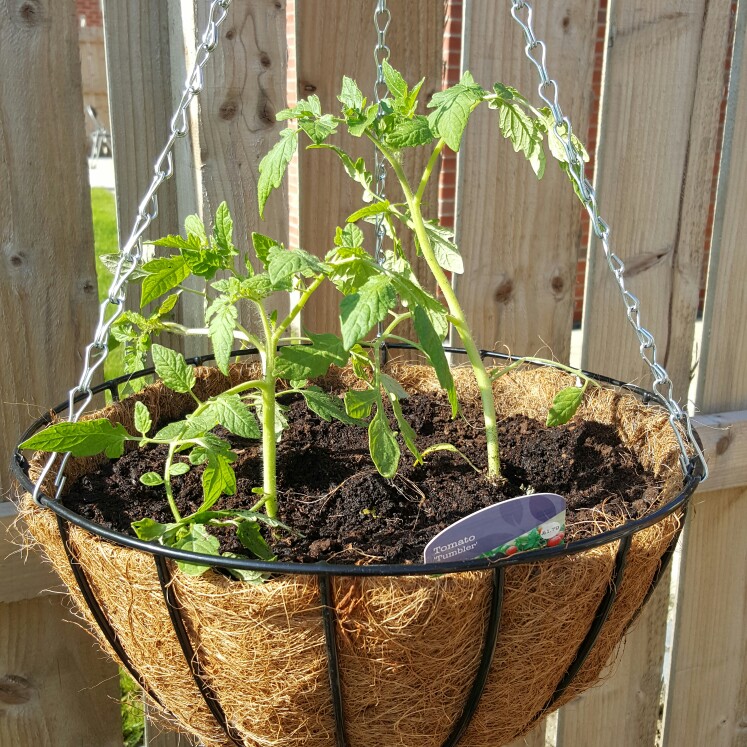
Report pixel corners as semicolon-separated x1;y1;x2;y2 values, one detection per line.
373;0;390;269
33;0;233;503
509;0;706;480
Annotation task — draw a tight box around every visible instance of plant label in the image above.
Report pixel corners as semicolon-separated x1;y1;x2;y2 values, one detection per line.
423;493;566;564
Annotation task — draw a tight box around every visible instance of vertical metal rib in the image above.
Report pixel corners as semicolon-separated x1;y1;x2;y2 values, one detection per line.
442;566;506;747
544;534;633;709
319;575;347;747
154;556;242;747
56;516;168;711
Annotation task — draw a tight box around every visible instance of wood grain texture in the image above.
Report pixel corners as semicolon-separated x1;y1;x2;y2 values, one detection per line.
457;0;597;360
505;720;547;747
294;0;444;341
0;0;99;496
665;9;747;744
560;1;734;743
695;410;747;494
0;504;58;605
0;596;121;746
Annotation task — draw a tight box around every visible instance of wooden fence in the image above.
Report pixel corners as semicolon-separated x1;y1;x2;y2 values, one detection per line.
1;0;745;745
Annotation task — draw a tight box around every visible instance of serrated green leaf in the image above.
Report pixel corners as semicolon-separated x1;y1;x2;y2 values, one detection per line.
267;246;326;285
413;307;458;417
382;60;408;102
301;387;362;425
347;103;378;137
206;394;260;439
205;296;238;375
213;201;235;256
201;453;236;511
275;334;347;380
298;114;337;145
308;144;372;191
539;108;589;165
134;401;152;435
380;374;409;401
151;234;197;251
340;274;397;350
99;253;148;281
140;256;191;308
151;344;196;393
154;417;208;442
239;273;274;301
223;560;267;583
369;407;399;479
384;116;434;148
20;418;130;459
427;72;485;151
334;223;364;249
236;521;275;560
344;388;377;418
139;471;164;486
339;76;365;111
422;220;464;274
169;462;190;476
546;386;585;426
174;524;220;576
184;214;207;244
251;232;281;266
390;396;421;462
156;293;180;318
258;128;298;218
347;201;391;223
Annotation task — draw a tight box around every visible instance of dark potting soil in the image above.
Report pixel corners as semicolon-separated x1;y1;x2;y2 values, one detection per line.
63;392;662;565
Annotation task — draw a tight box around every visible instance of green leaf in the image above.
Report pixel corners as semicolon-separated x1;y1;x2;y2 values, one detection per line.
539;108;589;164
334;223;364;249
339;274;397;350
390;396;421;463
174;524;220;576
206;394;260;439
546;386;585;426
20;418;130;459
299;114;338;145
222;555;267;584
258;128;298;218
139;471;164;486
422;220;464;274
413;307;458;417
133;401;152;435
201;453;237;511
347;104;378;137
131;518;177;541
151;344;196;393
420;443;480;472
275;334;347;380
99;253;148;281
347;201;391;223
156;293;180;318
140;256;191;308
382;60;407;103
369;407;399;479
308;144;372;191
236;521;275;560
151;234;197;251
380;374;409;401
427;72;485;151
184;214;207;244
251;232;281;266
213;201;235;256
301;387;362;425
169;462;190;476
384;116;434;148
239;273;275;301
205;296;238;375
267;246;326;285
154;417;208;442
339;76;365;111
344;388;377;419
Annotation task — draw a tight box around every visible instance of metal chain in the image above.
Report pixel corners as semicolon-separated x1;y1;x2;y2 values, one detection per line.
508;0;707;480
33;0;233;503
373;0;391;268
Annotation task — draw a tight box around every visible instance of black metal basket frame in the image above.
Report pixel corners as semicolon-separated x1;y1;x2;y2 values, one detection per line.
11;347;703;747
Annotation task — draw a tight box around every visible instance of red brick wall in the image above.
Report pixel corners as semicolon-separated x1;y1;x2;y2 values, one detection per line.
76;0;102;28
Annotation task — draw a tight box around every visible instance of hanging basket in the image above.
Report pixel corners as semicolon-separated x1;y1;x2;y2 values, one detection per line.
12;348;701;747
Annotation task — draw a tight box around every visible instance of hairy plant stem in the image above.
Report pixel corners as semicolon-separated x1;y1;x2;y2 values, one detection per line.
376;136;502;479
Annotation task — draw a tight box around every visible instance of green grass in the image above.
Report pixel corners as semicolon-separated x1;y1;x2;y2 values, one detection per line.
91;187;125;379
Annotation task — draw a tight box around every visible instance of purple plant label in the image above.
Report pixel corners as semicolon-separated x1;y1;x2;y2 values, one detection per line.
423;493;566;564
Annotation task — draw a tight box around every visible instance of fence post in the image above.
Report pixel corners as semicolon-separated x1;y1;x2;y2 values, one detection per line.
0;0;121;744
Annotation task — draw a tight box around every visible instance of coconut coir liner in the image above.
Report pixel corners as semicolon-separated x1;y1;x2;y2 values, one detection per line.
19;362;685;747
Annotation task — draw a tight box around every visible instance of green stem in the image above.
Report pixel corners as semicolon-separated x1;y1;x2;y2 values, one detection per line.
273;275;325;344
163;443;182;522
377;137;502;480
415;138;446;205
490;356;601;387
260;376;278;520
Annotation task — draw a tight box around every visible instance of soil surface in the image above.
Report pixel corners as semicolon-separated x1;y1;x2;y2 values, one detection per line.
63;392;662;565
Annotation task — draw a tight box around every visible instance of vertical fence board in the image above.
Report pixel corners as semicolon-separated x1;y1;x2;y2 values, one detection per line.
558;1;734;744
294;0;444;339
457;0;597;360
505;722;548;747
665;5;747;743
